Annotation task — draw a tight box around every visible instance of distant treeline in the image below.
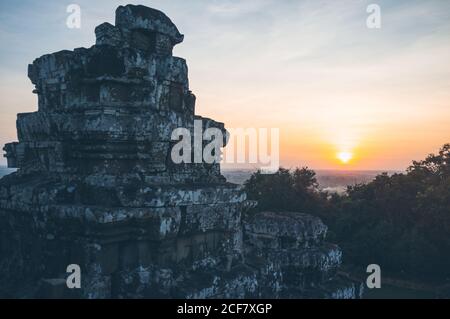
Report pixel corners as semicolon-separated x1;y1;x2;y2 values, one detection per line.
244;144;450;281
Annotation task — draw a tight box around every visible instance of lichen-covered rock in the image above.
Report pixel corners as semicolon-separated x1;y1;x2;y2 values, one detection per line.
115;5;184;46
243;211;362;298
0;4;361;299
244;211;328;249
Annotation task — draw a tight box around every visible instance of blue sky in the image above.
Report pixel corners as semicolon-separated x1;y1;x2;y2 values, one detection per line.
1;0;450;169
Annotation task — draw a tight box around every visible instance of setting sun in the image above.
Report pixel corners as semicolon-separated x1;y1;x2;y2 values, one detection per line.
337;152;353;164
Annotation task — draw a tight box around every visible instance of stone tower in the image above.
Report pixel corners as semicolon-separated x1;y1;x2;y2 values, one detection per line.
0;5;362;298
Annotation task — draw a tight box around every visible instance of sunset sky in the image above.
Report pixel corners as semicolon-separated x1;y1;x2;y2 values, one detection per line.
1;0;449;170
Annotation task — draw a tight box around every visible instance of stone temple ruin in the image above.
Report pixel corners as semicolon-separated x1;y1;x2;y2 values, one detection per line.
0;5;362;298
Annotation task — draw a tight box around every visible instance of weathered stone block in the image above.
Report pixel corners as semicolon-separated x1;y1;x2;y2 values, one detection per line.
0;4;361;299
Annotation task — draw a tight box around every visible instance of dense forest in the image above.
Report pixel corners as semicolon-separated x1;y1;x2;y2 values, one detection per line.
244;144;450;281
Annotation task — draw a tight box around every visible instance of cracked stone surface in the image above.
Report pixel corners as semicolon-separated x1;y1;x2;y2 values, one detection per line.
0;4;362;299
